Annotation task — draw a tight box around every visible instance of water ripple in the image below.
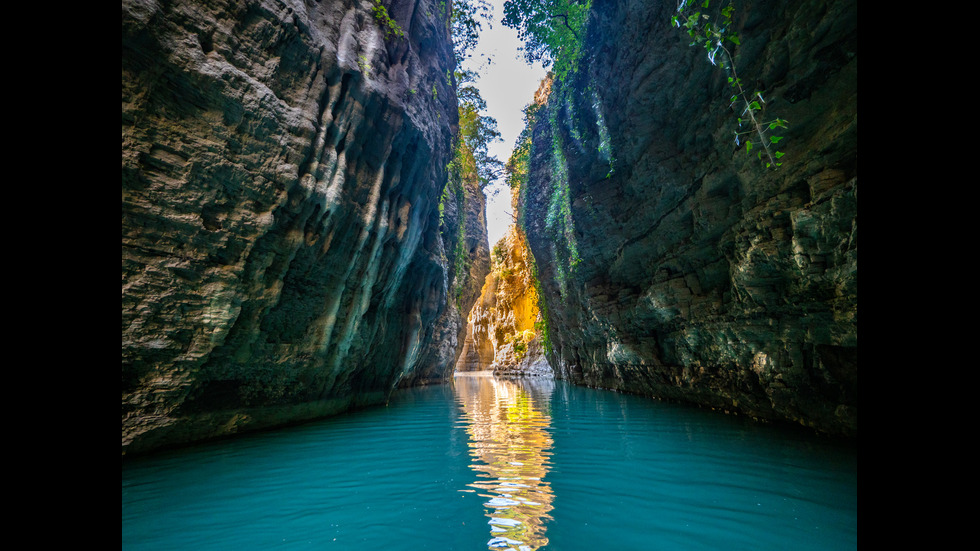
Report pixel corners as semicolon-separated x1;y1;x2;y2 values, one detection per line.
123;377;856;551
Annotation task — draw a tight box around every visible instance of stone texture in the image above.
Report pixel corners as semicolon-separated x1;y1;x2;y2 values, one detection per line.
397;160;491;387
519;0;857;436
457;224;550;377
121;0;481;455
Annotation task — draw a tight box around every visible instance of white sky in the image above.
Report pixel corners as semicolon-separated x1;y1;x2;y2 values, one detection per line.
461;0;547;247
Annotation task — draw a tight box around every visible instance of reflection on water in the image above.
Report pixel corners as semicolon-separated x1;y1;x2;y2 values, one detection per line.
453;373;555;551
123;374;855;550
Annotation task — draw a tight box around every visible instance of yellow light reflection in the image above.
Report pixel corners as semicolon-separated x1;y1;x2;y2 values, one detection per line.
454;374;555;551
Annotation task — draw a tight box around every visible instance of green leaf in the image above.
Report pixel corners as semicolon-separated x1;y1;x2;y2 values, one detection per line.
746;140;752;152
770;136;783;144
775;151;785;158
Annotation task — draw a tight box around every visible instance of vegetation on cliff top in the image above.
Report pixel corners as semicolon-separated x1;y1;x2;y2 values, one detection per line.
502;0;591;81
442;67;502;309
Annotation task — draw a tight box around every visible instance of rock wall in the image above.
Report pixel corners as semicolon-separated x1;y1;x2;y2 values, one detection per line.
122;0;480;455
398;152;491;386
457;224;550;377
519;0;857;436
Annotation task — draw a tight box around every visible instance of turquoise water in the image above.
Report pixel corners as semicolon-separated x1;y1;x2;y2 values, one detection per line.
122;374;857;550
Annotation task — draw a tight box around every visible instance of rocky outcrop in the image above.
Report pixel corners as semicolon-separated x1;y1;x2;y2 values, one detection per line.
397;157;491;386
457;224;551;377
122;0;480;455
519;0;857;436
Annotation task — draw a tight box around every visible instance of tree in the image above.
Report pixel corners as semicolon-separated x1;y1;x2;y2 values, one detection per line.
452;0;494;65
452;70;504;190
501;0;591;80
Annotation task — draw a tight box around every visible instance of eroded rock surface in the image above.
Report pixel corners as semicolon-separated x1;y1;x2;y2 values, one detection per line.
121;0;478;455
457;225;550;378
519;0;857;436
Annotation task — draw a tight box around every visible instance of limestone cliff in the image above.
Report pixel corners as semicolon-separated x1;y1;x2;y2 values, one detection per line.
398;149;492;386
519;0;857;436
121;0;483;455
456;224;550;377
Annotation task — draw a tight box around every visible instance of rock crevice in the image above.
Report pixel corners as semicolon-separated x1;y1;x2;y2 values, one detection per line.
456;224;551;378
122;0;480;455
518;0;857;436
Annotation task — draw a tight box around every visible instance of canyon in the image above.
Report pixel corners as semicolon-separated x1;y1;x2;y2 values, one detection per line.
122;0;857;455
518;0;857;437
122;0;485;455
456;223;550;378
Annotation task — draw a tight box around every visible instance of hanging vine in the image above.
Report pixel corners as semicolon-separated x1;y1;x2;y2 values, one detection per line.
672;1;787;169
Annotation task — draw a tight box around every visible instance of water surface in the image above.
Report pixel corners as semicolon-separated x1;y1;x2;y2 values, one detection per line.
122;374;857;550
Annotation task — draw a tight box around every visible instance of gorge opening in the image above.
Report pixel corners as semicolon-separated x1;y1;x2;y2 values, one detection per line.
123;0;857;547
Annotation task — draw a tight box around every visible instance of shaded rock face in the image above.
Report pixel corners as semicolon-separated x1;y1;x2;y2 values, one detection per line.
456;225;550;377
520;0;856;436
122;0;476;455
398;167;491;386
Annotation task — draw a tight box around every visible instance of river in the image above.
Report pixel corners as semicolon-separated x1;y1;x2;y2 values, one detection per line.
122;373;857;550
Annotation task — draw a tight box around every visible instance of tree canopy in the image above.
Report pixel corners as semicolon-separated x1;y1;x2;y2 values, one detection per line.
451;0;493;65
454;69;503;190
501;0;591;79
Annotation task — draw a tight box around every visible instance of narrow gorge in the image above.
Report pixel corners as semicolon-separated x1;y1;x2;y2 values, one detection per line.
122;0;857;457
122;0;487;455
517;0;857;438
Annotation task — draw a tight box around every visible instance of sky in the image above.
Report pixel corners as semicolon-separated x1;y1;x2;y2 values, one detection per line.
460;0;547;247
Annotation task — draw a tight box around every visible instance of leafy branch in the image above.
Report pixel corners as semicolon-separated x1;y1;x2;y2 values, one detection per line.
372;0;405;39
502;0;591;81
672;1;786;169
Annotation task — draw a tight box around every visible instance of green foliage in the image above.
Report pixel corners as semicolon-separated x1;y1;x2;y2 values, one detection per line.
440;158;471;311
440;76;504;310
506;101;542;191
502;0;591;80
455;70;505;190
527;256;553;356
588;87;615;177
452;0;493;64
357;54;371;75
672;1;786;169
371;0;405;39
504;329;536;362
492;241;507;264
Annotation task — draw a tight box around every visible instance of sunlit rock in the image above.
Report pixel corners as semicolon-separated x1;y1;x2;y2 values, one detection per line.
121;0;481;455
458;225;551;378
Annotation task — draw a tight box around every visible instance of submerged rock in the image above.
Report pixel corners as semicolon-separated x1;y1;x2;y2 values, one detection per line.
518;0;857;436
121;0;482;455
